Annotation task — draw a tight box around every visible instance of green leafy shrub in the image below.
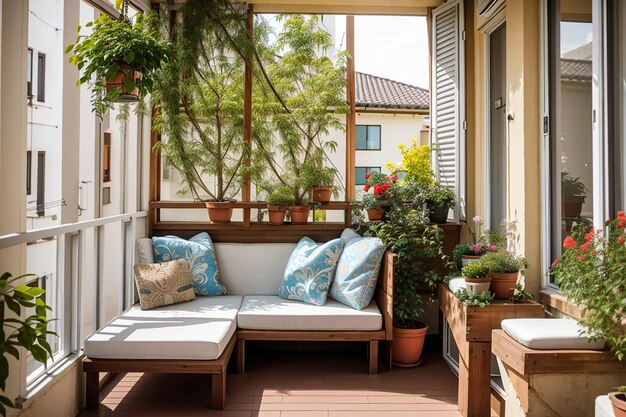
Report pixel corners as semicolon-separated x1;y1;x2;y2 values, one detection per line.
0;273;56;415
425;183;455;207
454;288;493;307
461;262;488;279
67;13;171;117
367;205;447;328
480;251;526;274
267;186;296;207
551;213;626;361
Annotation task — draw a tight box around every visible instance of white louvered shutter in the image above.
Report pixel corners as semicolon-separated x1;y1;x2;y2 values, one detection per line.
431;0;466;221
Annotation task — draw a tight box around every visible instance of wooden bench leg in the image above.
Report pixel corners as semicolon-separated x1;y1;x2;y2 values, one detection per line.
236;338;245;374
211;371;227;409
85;371;100;409
369;340;379;374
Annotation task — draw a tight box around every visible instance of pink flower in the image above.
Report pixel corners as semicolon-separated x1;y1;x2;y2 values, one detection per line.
486;244;497;252
472;215;482;224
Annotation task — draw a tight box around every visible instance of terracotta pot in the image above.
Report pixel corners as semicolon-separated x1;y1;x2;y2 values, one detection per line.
464;276;491;296
105;64;141;102
290;206;310;225
609;392;626;417
562;195;585;218
461;255;481;267
366;207;384;221
311;186;333;203
267;205;288;226
205;201;234;224
392;321;428;367
489;272;519;299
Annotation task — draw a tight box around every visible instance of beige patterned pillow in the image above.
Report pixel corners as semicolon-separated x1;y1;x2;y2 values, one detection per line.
134;259;196;310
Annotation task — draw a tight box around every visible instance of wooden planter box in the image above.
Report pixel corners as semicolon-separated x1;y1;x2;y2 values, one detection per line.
438;283;545;417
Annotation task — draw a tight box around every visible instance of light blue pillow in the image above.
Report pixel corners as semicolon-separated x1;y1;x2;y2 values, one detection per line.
278;237;344;306
329;235;385;310
152;233;226;296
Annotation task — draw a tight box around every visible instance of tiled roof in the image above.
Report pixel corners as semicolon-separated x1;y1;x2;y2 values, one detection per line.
561;58;591;83
355;72;429;110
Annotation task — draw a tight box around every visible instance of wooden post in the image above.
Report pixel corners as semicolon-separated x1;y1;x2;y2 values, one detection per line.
149;108;161;236
345;15;356;213
242;5;253;227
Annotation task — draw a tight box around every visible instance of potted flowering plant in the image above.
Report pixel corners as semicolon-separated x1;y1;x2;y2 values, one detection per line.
480;251;527;298
363;172;398;206
362;193;384;221
425;182;455;224
550;212;626;361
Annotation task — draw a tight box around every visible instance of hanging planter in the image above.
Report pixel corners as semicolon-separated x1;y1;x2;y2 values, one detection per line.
66;0;170;117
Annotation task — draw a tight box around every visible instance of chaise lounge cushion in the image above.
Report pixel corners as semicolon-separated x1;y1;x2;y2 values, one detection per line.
237;295;383;331
501;318;606;350
84;295;243;360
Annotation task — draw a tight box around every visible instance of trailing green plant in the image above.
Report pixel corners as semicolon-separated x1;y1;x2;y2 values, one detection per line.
508;283;534;303
452;243;471;269
480;251;527;274
425;183;456;208
361;192;380;209
266;185;296;207
454;288;494;308
561;171;588;197
461;262;488;279
66;10;171;117
0;273;56;416
367;204;447;328
550;212;626;361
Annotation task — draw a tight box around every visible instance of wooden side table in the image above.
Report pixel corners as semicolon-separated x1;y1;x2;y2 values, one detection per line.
438;283;545;417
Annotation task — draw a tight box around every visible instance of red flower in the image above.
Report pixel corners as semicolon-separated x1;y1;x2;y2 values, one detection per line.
551;258;560;267
363;184;370;192
392;176;398;182
580;242;590;252
578;255;586;261
618;210;625;218
590;249;597;255
618;236;625;245
584;227;595;242
563;236;577;249
373;185;382;195
365;173;371;180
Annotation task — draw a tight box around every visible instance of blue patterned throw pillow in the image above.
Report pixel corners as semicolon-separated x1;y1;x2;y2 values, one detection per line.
278;237;344;306
152;232;226;296
329;235;385;310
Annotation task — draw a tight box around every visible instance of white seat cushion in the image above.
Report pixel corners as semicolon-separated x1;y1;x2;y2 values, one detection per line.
501;318;606;350
214;243;296;295
237;295;382;331
136;238;154;264
84;296;243;360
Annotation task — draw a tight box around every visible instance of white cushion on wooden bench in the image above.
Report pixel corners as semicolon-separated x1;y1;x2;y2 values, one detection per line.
84;296;243;360
214;243;297;295
237;295;383;331
501;318;606;350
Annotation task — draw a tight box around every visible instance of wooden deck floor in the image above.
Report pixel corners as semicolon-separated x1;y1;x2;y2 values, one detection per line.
78;346;463;417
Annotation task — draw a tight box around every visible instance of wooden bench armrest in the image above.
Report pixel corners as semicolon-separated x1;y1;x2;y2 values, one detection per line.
375;251;395;341
492;329;625;375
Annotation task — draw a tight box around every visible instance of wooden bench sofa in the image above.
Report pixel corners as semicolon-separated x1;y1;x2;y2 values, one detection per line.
82;237;395;410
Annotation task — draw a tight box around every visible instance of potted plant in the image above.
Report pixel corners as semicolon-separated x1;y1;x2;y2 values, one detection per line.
362;193;384;221
152;14;271;224
309;165;337;204
550;212;626;363
363;172;399;208
257;15;347;222
368;202;447;367
425;182;455;224
461;262;491;296
609;386;626;417
561;171;588;218
66;3;171;117
0;273;56;416
480;251;527;299
266;185;295;226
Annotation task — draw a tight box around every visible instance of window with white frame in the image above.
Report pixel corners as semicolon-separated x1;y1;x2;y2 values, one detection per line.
544;0;626;286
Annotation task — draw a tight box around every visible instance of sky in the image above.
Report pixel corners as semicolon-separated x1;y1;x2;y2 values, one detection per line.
265;14;430;90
